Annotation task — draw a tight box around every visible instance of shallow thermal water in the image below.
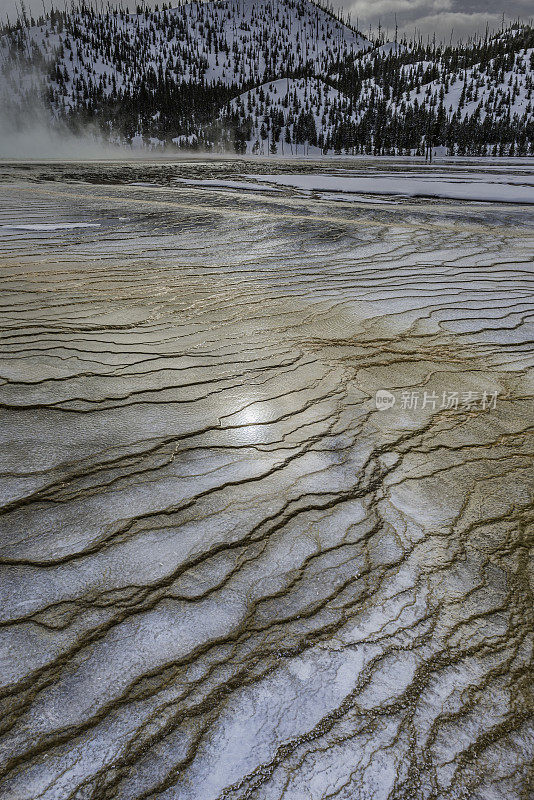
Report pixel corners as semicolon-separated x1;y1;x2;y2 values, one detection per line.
0;158;532;800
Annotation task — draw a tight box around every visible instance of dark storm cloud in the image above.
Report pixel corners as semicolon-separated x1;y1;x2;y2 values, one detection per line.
334;0;533;41
0;0;531;41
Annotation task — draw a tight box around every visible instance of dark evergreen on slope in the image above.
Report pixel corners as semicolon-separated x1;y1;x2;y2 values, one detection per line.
330;27;534;156
0;1;532;155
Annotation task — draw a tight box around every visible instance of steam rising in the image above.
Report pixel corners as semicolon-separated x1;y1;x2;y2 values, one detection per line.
0;93;120;159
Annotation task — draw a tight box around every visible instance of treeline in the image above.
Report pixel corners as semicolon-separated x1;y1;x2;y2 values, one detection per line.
219;97;533;157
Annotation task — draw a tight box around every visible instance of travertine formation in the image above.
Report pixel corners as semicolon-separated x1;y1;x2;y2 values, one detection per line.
0;160;532;800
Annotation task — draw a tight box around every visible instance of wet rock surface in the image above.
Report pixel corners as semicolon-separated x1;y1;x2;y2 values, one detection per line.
0;160;532;800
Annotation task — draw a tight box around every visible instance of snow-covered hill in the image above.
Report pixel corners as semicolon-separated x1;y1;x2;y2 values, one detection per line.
213;26;534;156
0;3;532;155
0;0;367;110
215;77;359;154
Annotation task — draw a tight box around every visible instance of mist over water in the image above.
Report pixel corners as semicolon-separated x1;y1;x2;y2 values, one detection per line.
0;121;109;159
0;160;532;800
0;103;122;158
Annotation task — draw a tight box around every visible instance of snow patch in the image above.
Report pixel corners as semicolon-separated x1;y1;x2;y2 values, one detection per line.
251;173;534;204
0;223;101;231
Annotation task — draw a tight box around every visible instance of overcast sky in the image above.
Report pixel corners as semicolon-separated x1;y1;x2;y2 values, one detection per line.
339;0;533;42
0;0;532;42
